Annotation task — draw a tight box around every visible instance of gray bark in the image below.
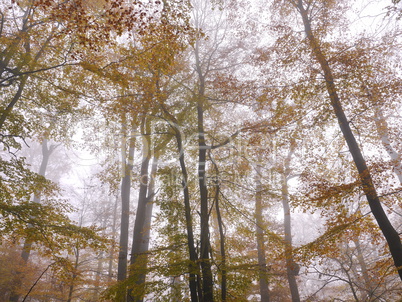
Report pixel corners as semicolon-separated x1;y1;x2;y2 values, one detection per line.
117;124;136;283
255;163;270;302
128;117;151;302
281;143;300;302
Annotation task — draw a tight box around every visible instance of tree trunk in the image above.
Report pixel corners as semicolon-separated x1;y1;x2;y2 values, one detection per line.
281;144;300;302
213;172;227;302
255;163;270;302
175;127;201;302
195;37;214;300
117;123;136;284
296;0;402;281
67;247;80;302
128;149;158;302
128;117;151;302
160;101;201;302
108;193;119;282
197;101;214;302
281;176;300;302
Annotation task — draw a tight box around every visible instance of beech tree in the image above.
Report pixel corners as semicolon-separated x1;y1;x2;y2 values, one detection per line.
3;0;402;300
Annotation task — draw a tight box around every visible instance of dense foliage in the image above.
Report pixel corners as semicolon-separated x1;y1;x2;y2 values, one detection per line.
1;0;402;301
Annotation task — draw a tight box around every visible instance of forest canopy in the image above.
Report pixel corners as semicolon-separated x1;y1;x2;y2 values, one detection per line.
1;0;402;301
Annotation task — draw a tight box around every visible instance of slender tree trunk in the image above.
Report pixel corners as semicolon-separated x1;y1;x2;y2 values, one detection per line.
175;129;201;302
95;211;108;299
117;123;136;285
281;177;300;302
156;79;201;301
195;39;214;300
109;193;119;282
209;160;227;302
159;89;201;302
296;0;402;280
281;178;300;302
255;163;270;302
128;117;151;302
94;250;104;299
197;102;214;302
281;144;300;302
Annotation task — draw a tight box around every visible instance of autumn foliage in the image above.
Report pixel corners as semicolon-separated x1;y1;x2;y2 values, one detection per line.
1;0;402;301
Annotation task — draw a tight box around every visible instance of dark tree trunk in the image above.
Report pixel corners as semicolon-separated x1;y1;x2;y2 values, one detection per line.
214;179;227;302
128;154;159;302
197;101;214;302
176;130;202;302
194;38;214;298
67;248;80;302
128;117;151;302
117;123;136;285
296;0;402;281
160;102;201;302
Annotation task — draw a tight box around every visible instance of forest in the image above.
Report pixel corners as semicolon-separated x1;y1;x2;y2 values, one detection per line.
1;0;402;301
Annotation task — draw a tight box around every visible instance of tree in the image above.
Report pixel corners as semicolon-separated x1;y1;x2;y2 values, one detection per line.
266;0;402;281
280;141;300;302
255;160;271;302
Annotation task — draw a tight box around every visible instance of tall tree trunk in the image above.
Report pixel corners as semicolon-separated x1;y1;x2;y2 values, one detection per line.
281;144;300;302
95;209;109;299
255;163;270;302
128;117;151;302
197;102;214;302
295;0;402;281
177;131;202;302
109;193;119;282
195;38;214;301
128;150;158;302
210;160;227;302
117;122;136;285
161;102;201;302
281;175;300;302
